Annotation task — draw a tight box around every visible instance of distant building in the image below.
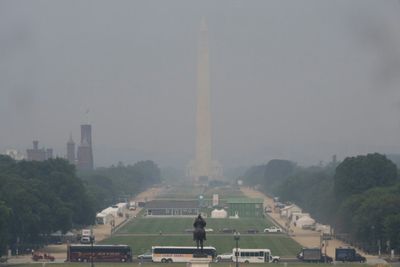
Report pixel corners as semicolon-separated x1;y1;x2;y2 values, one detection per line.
77;124;93;171
46;148;53;159
80;124;92;147
26;140;53;161
66;134;75;164
145;200;199;216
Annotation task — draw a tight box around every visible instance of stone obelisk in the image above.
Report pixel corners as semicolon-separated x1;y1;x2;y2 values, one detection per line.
187;18;223;183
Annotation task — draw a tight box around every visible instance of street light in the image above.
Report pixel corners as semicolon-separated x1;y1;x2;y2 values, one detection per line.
234;232;240;267
90;235;95;267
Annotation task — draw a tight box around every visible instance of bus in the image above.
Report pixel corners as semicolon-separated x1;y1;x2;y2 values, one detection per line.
67;244;132;262
152;246;217;263
232;248;280;263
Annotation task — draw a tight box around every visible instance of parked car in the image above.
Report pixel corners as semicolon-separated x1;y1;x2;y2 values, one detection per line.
205;228;214;232
264;226;282;233
247;229;259;234
335;248;366;263
32;253;55;262
220;228;236;233
216;253;233;262
297;248;332;263
80;236;91;244
265;206;272;213
274;202;285;208
137;252;153;261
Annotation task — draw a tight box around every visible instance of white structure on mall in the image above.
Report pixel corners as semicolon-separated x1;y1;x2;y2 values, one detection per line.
211;209;227;218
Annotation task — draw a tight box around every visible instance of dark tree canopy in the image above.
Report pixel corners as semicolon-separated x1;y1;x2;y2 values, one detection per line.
242;153;400;253
0;156;162;256
334;153;398;202
0;157;96;256
80;159;162;210
242;159;296;194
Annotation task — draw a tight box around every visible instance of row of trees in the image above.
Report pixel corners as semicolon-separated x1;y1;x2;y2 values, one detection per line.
0;156;162;256
0;156;95;256
333;154;399;252
241;153;400;253
80;160;161;212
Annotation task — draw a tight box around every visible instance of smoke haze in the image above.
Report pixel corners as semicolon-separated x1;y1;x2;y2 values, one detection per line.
1;0;400;170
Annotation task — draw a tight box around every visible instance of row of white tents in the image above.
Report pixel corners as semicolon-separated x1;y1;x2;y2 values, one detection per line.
279;204;331;234
95;202;127;225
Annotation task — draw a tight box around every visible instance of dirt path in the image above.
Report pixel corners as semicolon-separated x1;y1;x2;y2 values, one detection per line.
240;187;376;260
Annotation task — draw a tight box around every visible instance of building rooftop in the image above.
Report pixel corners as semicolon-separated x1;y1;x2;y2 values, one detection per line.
226;198;264;204
146;200;199;209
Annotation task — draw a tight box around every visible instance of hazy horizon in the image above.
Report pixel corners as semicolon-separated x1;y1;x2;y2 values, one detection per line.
2;1;400;171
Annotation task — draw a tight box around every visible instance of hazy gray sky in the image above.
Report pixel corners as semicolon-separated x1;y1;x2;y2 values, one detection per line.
2;0;400;170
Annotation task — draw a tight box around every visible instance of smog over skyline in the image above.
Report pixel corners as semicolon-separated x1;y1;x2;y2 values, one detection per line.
2;1;400;170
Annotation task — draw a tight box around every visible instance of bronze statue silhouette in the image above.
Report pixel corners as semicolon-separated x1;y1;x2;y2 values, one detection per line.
193;214;206;253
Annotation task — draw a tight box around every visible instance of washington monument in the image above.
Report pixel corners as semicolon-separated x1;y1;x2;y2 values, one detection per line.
187;18;223;183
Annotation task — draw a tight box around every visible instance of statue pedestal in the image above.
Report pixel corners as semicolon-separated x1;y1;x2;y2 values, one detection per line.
188;256;211;267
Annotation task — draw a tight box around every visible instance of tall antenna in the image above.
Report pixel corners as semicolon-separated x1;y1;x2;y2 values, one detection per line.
85;109;90;124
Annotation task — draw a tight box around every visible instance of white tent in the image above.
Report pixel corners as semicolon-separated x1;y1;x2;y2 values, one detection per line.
291;212;310;224
315;224;331;234
280;204;302;218
211;209;227;218
296;216;315;228
96;212;114;225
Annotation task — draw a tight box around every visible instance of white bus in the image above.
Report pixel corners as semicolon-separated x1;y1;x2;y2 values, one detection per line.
232;248;280;263
152;246;217;263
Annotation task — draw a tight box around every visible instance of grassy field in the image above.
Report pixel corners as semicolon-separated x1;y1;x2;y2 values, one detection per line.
104;217;301;257
118;218;276;234
100;186;302;259
102;234;301;257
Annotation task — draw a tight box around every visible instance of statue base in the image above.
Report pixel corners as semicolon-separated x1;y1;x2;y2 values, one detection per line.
188;256;211;267
193;251;208;258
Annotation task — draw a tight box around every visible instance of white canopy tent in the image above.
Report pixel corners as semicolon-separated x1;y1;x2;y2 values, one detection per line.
211;209;227;218
296;216;315;228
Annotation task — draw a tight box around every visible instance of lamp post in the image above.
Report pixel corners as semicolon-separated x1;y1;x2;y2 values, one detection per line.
234;232;240;267
371;225;375;254
90;235;95;267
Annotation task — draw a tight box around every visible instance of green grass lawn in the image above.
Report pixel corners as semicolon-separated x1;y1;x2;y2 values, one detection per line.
118;218;276;234
101;186;302;260
110;214;300;257
102;234;301;257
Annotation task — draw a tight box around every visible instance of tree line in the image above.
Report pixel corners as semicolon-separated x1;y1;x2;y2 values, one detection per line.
241;153;400;254
0;156;161;256
80;160;161;212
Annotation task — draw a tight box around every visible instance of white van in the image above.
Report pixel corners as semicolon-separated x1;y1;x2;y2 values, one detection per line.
232;248;280;263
